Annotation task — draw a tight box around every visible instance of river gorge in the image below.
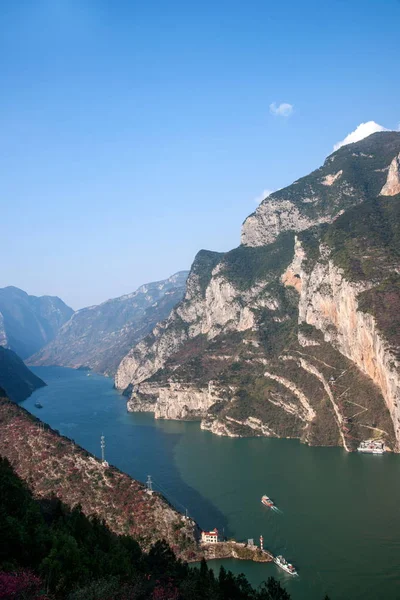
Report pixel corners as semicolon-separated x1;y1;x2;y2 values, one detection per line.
23;366;400;600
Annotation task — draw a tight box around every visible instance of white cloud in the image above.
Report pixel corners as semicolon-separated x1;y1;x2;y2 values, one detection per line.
333;121;388;151
269;102;293;117
254;189;274;205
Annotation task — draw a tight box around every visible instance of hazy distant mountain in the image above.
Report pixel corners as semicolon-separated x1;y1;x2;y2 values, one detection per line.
0;346;45;402
0;287;74;359
28;272;189;376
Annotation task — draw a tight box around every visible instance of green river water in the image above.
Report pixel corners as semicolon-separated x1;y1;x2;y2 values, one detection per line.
23;366;400;600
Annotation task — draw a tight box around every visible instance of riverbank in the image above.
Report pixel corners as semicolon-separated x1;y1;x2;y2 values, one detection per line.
0;395;273;566
0;396;199;561
23;365;400;600
200;541;273;563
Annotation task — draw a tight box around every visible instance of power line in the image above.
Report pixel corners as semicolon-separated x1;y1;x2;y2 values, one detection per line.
150;475;189;515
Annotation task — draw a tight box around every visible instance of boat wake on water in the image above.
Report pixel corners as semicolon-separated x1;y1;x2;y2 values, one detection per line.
271;506;283;514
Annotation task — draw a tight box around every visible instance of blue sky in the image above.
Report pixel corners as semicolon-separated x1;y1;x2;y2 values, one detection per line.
1;0;399;309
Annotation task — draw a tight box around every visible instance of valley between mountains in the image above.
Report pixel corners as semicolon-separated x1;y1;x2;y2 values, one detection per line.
3;132;400;453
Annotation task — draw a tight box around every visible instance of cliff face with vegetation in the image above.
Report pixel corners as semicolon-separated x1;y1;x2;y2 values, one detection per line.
0;286;73;359
29;272;188;376
116;132;400;451
0;347;45;402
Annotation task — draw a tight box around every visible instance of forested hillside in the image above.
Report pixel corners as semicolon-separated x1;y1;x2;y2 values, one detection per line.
0;456;303;600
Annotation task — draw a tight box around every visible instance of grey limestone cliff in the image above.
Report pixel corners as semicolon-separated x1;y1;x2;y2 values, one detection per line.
116;132;400;451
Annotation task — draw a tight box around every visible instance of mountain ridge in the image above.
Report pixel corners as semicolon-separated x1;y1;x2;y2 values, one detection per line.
0;346;45;402
28;271;189;376
0;286;73;359
115;131;400;452
241;131;400;246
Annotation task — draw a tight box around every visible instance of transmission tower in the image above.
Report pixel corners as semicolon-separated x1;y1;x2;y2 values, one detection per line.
146;475;153;495
100;434;106;463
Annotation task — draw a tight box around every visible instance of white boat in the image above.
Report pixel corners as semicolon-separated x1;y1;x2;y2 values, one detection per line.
274;555;297;576
357;439;385;454
261;495;275;508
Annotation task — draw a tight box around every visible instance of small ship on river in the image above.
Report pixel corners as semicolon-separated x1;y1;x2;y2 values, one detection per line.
274;555;298;576
261;495;275;509
260;496;297;574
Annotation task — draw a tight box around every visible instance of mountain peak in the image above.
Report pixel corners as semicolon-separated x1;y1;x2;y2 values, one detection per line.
0;287;73;358
241;131;400;248
333;121;389;151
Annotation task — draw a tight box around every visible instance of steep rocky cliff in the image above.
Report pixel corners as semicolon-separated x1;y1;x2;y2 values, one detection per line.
0;347;45;402
241;132;400;247
116;131;400;451
0;287;73;359
29;272;188;376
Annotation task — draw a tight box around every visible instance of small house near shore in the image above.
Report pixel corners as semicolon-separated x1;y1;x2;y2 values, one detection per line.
201;528;219;543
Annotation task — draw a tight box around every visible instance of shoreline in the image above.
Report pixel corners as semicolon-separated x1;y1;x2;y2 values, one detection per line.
197;540;273;564
0;397;274;565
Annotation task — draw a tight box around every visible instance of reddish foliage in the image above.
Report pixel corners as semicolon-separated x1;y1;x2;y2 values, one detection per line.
152;580;180;600
0;570;51;599
0;400;199;562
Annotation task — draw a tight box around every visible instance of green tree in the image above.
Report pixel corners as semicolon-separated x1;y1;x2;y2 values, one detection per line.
257;577;291;600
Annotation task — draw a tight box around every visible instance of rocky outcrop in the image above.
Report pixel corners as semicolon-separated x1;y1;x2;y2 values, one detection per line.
201;415;279;438
29;272;188;376
263;369;316;422
201;541;272;563
127;381;222;420
241;199;329;247
116;255;279;390
281;237;305;293
0;287;73;359
321;170;343;186
380;152;400;196
115;316;189;390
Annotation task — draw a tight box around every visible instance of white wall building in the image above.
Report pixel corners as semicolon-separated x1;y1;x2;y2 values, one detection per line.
201;528;219;543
